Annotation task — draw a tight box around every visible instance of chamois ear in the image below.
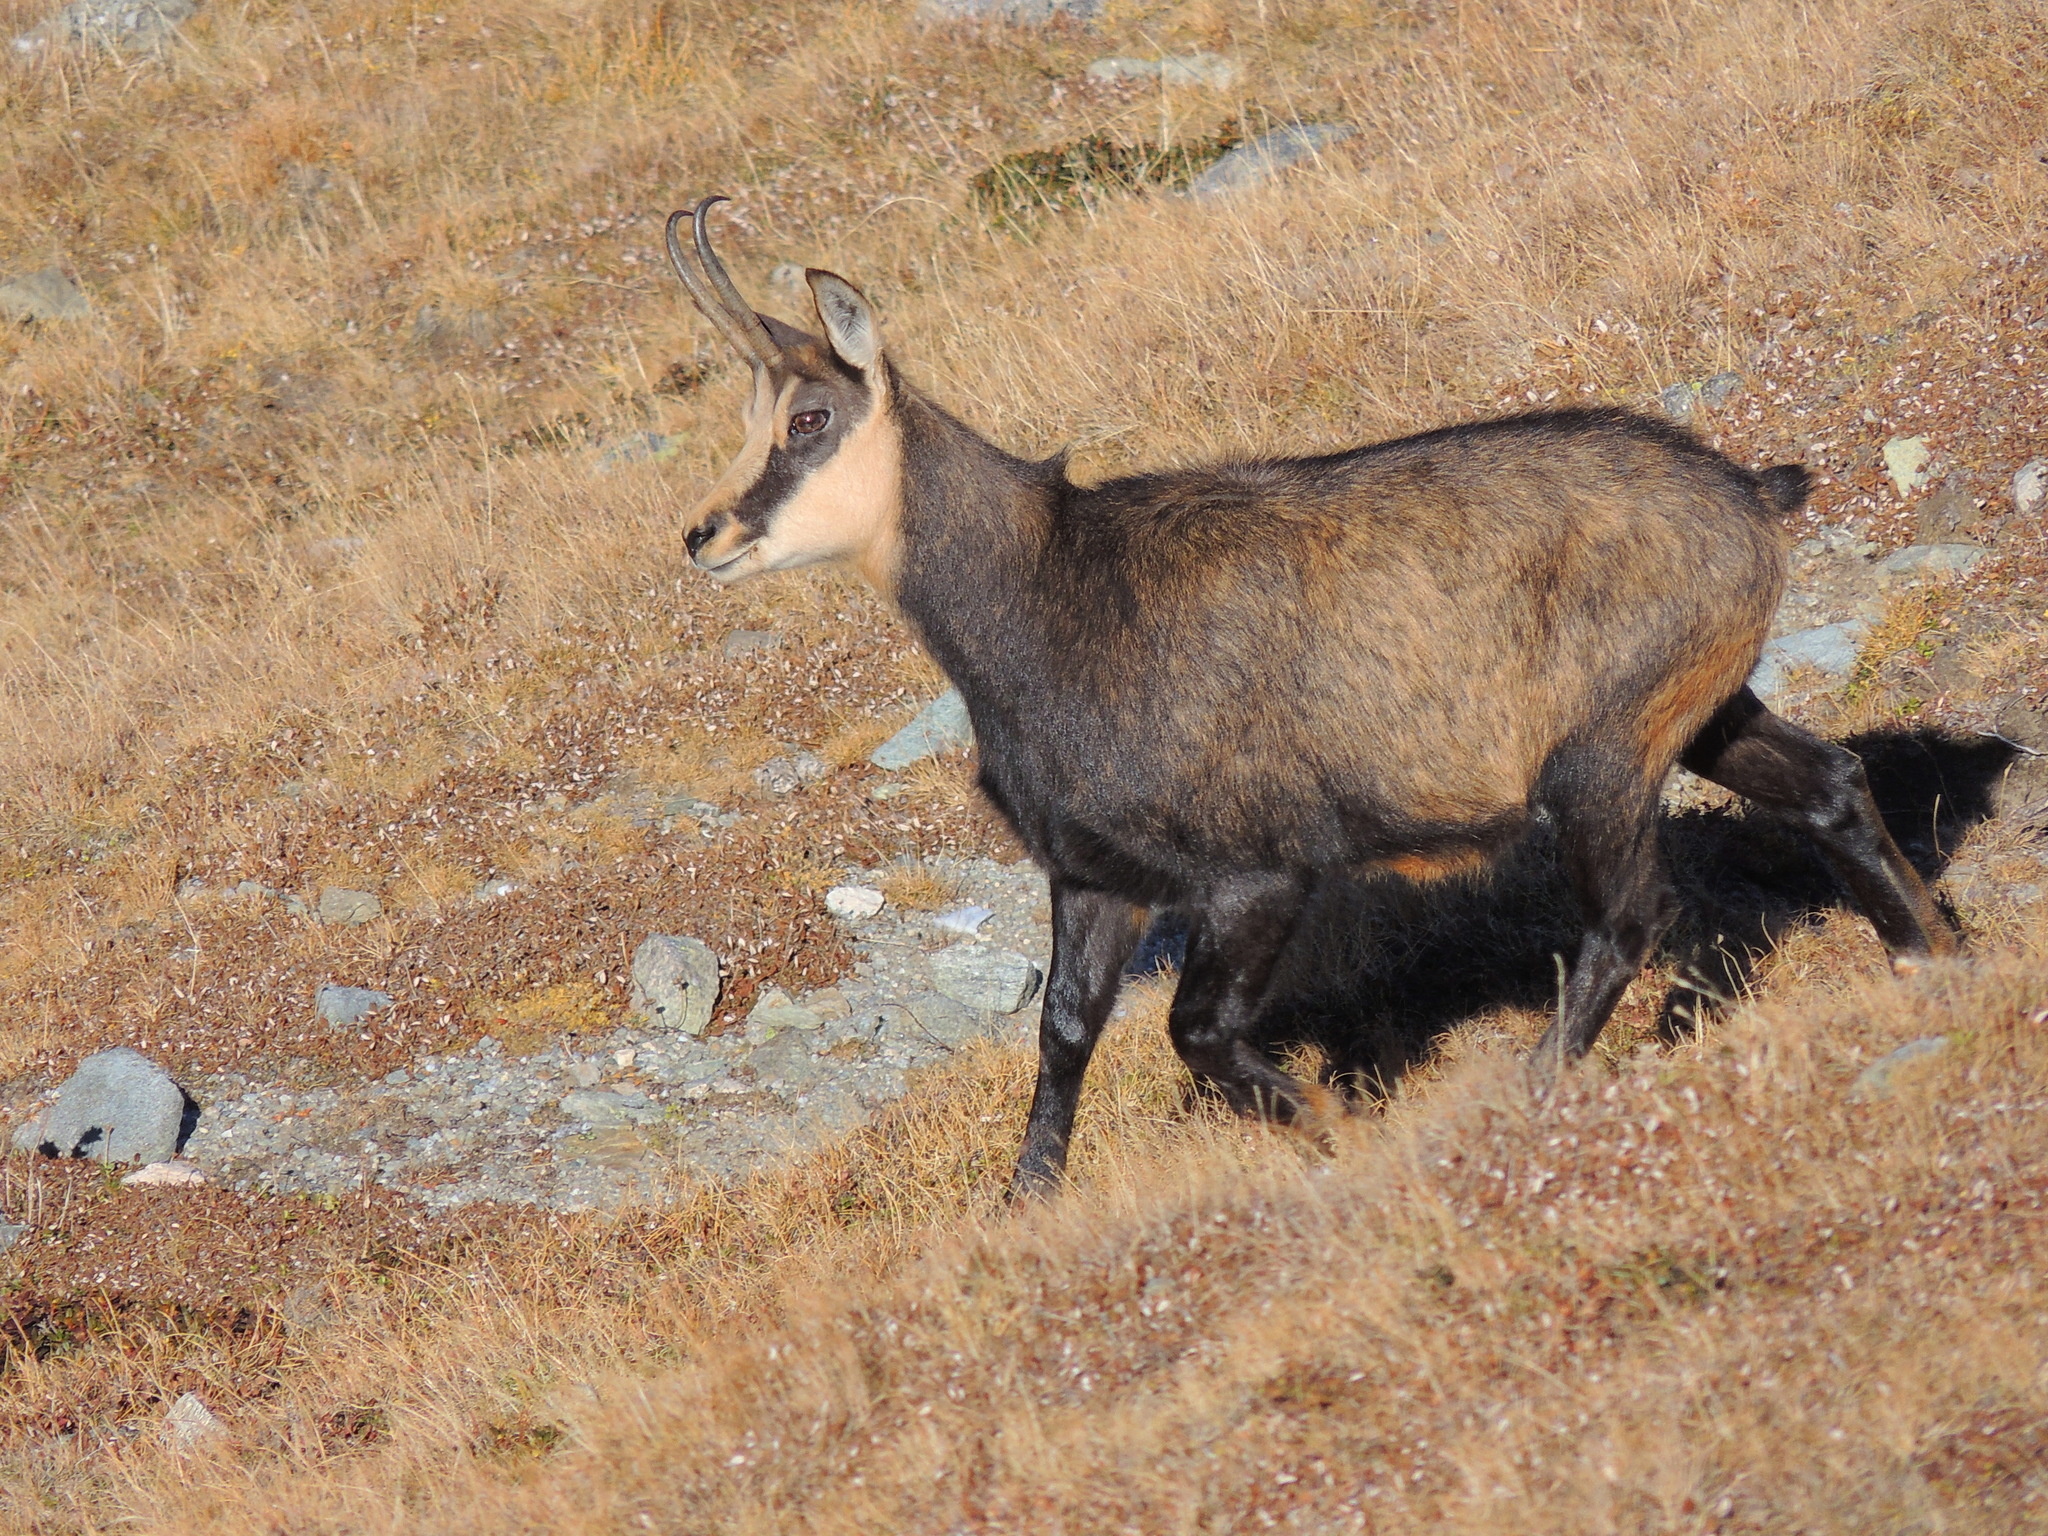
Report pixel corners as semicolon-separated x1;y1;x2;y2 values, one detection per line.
807;270;880;372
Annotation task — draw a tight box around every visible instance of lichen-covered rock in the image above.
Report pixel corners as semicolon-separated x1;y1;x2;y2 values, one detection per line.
928;945;1043;1014
629;934;720;1035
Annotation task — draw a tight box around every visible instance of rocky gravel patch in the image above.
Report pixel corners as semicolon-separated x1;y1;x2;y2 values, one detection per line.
5;857;1060;1214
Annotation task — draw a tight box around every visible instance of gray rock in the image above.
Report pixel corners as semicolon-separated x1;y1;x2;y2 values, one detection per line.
316;887;382;925
1188;124;1355;199
629;934;720;1035
0;267;88;323
1657;372;1743;421
11;1046;189;1165
1875;543;1985;581
0;1223;25;1252
13;0;191;53
1848;1035;1948;1102
1085;52;1237;88
871;688;973;769
928;944;1042;1014
721;629;782;659
316;985;394;1025
883;991;988;1047
753;752;827;794
1748;621;1868;702
746;992;823;1041
559;1089;658;1126
1883;435;1933;497
2014;458;2047;519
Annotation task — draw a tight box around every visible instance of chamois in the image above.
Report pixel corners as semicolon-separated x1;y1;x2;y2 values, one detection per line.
663;197;1953;1195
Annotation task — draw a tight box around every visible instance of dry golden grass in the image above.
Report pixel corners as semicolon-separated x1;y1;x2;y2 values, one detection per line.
8;953;2035;1534
1;0;2045;1525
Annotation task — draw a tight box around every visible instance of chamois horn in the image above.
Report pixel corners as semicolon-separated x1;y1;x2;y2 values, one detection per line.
665;197;779;369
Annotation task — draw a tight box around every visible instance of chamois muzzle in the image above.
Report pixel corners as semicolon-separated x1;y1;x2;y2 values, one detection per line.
664;197;780;370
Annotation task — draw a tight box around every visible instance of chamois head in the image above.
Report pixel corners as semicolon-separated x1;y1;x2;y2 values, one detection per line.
666;197;901;589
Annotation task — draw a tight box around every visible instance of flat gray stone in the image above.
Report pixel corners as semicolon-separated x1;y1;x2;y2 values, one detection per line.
0;1223;25;1251
1748;621;1868;702
1876;543;1985;580
316;887;382;925
316;985;394;1025
746;996;823;1041
1848;1035;1948;1102
871;689;973;769
1188;123;1355;199
629;934;720;1035
928;944;1042;1014
11;1047;189;1165
559;1089;658;1126
0;267;88;322
883;991;988;1048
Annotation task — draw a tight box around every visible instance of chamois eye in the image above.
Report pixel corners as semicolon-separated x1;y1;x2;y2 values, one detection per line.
790;408;831;436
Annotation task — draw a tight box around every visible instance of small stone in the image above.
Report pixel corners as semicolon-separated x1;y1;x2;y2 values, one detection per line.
928;945;1042;1014
0;267;89;322
315;985;394;1025
1882;435;1933;497
871;689;974;769
933;905;995;936
11;1046;189;1165
2012;458;2047;519
803;987;852;1021
628;934;720;1035
121;1159;207;1188
478;878;520;899
1875;543;1985;581
383;1068;410;1086
161;1392;224;1451
0;1223;25;1252
753;752;828;794
1848;1035;1948;1102
1747;621;1869;703
721;629;782;659
1658;372;1743;420
316;887;383;926
1188;123;1355;199
747;998;822;1041
569;1060;602;1089
826;885;886;921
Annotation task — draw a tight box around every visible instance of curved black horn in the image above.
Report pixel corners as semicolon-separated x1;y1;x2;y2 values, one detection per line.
665;198;779;368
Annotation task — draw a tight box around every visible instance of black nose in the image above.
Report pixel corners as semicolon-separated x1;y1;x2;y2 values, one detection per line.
685;521;714;558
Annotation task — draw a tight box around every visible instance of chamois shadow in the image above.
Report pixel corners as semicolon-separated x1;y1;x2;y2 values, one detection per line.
1144;726;2017;1100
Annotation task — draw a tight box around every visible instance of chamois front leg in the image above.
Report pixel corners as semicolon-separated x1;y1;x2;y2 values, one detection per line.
1009;880;1144;1200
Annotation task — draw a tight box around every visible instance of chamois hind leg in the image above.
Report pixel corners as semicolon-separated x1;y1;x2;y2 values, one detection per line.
1527;761;1679;1076
1168;873;1319;1125
1680;687;1954;961
1010;880;1145;1200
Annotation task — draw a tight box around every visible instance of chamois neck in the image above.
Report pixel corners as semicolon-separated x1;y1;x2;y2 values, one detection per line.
888;383;1063;686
